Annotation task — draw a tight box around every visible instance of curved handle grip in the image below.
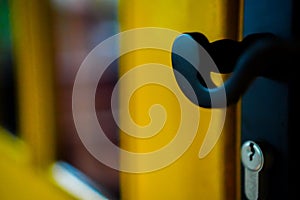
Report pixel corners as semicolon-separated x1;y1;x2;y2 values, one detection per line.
171;33;293;108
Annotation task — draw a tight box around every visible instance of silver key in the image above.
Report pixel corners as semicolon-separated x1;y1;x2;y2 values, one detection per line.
241;140;264;200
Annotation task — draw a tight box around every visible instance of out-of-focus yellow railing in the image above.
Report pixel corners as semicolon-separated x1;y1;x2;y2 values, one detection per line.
0;1;111;199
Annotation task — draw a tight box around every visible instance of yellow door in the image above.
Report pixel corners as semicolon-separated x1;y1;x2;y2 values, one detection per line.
119;0;243;199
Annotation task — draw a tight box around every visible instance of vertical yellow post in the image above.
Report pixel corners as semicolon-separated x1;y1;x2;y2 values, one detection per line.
119;0;243;199
9;0;57;168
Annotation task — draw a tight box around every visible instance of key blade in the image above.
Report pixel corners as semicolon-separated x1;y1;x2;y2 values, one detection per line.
245;168;259;200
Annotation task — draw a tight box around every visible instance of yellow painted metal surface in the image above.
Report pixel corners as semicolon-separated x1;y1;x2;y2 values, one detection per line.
0;128;75;200
119;0;242;199
9;0;57;168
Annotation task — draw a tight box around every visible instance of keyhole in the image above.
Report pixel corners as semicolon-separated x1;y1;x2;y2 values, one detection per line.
249;142;255;161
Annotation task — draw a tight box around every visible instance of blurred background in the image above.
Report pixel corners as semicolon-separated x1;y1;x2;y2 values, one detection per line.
51;0;120;196
1;0;120;199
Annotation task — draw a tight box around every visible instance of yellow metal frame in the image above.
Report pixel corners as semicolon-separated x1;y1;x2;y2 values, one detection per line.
119;0;243;199
9;0;57;168
0;1;110;199
0;1;75;199
0;128;75;200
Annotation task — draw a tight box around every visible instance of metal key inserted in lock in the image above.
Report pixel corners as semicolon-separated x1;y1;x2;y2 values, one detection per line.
241;141;264;200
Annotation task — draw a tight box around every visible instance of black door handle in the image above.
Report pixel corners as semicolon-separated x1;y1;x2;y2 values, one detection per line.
171;32;296;108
